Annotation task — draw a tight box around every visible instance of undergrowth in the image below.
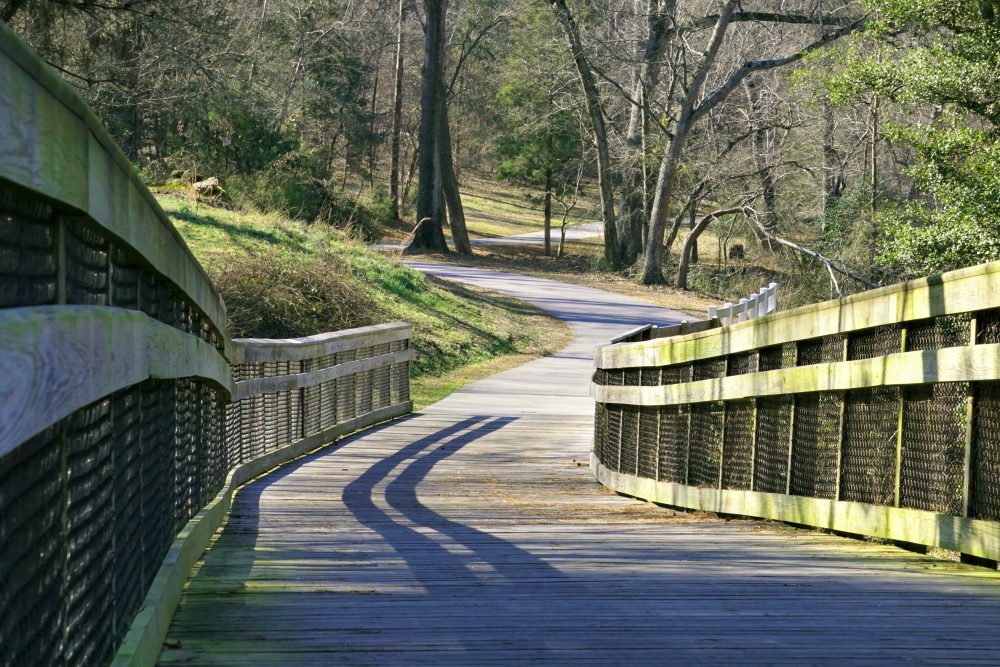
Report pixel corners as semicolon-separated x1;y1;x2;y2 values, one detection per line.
159;195;569;406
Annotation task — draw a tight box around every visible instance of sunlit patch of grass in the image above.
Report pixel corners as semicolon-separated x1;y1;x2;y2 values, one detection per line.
160;194;570;403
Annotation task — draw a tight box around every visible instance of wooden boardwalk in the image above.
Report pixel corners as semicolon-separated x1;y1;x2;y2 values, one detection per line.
162;265;1000;665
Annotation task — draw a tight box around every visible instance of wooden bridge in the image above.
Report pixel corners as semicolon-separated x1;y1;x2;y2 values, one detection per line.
3;23;1000;666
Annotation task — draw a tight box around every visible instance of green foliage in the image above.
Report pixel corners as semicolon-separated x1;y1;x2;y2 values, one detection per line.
827;0;1000;277
493;10;584;193
161;195;558;384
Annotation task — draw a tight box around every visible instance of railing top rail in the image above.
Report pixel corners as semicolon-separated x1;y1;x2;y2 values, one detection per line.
0;23;228;342
233;322;413;363
597;259;1000;369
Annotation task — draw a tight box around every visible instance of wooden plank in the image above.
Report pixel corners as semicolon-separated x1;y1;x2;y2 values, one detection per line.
593;343;1000;406
112;402;412;667
592;453;1000;562
597;261;1000;369
233;349;415;400
0;305;231;457
158;264;1000;667
0;23;229;340
233;323;412;363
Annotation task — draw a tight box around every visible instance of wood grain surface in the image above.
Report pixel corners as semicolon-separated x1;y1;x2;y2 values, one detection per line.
162;265;1000;665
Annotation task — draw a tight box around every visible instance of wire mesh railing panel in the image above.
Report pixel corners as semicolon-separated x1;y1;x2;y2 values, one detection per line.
65;219;110;306
63;398;116;667
840;387;899;506
754;396;792;493
796;338;823;366
594;403;608;455
758;343;796;371
971;382;1000;520
337;350;358;422
658;406;689;483
112;386;144;644
0;424;66;667
693;358;726;381
638;367;660;385
906;315;971;351
847;325;901;361
624;369;641;387
638;407;659;479
662;363;692;385
0;89;414;666
605;405;623;472
620;406;640;476
139;382;175;593
726;352;757;376
0;189;57;308
899;383;966;514
976;309;1000;345
722;400;754;490
373;343;392;409
789;392;841;499
688;402;724;488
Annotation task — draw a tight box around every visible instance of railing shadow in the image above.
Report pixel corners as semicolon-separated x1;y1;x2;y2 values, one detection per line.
342;414;567;591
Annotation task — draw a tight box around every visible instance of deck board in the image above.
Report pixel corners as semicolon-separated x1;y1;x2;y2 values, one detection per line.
162;265;1000;665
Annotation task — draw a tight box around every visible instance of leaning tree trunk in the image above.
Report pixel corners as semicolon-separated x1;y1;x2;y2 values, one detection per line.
389;0;408;221
551;0;620;268
407;0;449;252
439;92;472;254
619;0;672;265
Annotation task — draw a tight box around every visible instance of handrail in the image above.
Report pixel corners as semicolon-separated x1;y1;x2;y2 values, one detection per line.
0;21;229;345
591;259;1000;563
707;282;777;326
0;25;415;667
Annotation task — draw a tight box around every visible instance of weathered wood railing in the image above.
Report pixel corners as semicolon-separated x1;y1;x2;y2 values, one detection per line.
593;261;1000;562
0;23;412;667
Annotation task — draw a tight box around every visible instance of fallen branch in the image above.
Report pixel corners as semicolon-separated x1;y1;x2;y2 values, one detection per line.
745;217;878;290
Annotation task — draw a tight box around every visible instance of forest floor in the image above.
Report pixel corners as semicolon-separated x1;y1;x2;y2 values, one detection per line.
379;176;821;316
157;193;571;409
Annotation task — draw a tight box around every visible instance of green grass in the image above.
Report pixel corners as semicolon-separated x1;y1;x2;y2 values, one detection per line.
159;195;570;408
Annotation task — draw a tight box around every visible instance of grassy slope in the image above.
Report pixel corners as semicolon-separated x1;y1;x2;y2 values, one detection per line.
159;194;570;408
381;175;600;240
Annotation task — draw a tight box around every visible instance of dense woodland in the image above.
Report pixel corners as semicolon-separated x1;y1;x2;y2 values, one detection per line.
4;0;999;302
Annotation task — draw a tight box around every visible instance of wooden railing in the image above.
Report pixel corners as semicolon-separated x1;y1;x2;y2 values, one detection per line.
0;23;412;667
592;261;1000;563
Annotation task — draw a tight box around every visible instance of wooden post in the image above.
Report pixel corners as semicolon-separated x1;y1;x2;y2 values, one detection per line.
786;343;799;495
963;315;978;517
749;351;761;490
833;338;849;501
894;327;908;507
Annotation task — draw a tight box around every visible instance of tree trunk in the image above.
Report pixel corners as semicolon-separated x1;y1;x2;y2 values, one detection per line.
821;95;841;220
439;91;472;254
642;0;738;284
407;0;449;253
869;93;879;216
550;0;620;268
389;0;407;221
677;207;743;289
744;79;777;248
544;167;553;257
688;205;698;264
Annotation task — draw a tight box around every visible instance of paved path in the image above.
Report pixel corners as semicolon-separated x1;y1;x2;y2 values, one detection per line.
372;222;603;252
162;265;1000;665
